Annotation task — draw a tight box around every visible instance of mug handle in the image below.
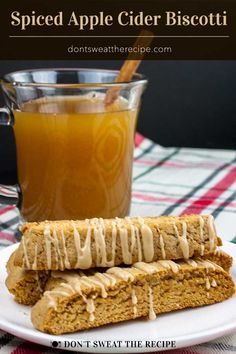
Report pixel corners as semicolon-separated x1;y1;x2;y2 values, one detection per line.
0;106;22;223
0;107;14;125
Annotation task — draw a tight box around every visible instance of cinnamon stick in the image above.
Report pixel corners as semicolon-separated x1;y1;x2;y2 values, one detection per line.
105;30;154;105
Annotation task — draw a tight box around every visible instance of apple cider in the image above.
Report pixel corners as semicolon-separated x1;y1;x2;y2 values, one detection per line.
13;95;138;221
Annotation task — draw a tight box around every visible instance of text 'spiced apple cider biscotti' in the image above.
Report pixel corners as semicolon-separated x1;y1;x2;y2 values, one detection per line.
13;95;138;221
14;214;222;270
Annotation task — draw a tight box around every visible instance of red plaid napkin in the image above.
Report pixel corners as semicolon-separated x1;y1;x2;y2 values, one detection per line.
0;133;235;353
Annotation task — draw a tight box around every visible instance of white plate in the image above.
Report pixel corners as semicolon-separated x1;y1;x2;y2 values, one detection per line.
0;242;236;353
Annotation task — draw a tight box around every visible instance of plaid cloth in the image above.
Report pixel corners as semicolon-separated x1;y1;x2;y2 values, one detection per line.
0;133;236;353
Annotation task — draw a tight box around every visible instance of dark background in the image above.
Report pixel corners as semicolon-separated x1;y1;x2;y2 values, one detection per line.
0;60;235;184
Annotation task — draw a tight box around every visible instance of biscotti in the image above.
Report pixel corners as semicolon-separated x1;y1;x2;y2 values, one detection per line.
14;214;222;270
31;258;235;334
6;248;232;306
5;251;50;305
206;249;233;273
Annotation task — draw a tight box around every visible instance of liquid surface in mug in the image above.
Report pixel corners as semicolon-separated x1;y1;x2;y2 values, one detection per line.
13;94;138;221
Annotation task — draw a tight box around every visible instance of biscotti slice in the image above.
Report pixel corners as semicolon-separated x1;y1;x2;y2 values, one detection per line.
202;249;233;273
14;214;222;270
44;249;233;291
31;258;235;334
6;249;233;306
6;248;232;306
5;251;50;305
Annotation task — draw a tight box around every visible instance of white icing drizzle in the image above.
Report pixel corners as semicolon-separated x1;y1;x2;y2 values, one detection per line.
129;220;137;257
32;244;38;270
72;220;92;269
61;228;71;268
138;217;154;262
93;218;109;266
53;227;64;270
197;259;217;271
181;222;189;258
50;272;96;321
44;225;67;270
123;217;139;264
124;218;142;262
207;215;216;251
148;287;156;320
44;292;57;308
174;222;189;259
214;249;222;256
108;221;117;267
186;259;198;268
94;272;117;287
44;289;71;308
80;276;107;298
173;223;179;238
44;225;52;269
131;289;138;317
211;279;217;287
159;234;166;259
86;298;95;321
134;262;161;274
199;216;205;256
158;260;180;273
60;282;75;293
206;277;211;290
51;272;80;292
200;245;205;257
107;267;135;281
22;236;30;268
60;277;95;322
135;225;143;262
50;228;59;269
119;223;132;264
52;270;115;300
44;224;70;270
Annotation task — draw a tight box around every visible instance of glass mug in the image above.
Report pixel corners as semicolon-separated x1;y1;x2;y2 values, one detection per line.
0;69;147;221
